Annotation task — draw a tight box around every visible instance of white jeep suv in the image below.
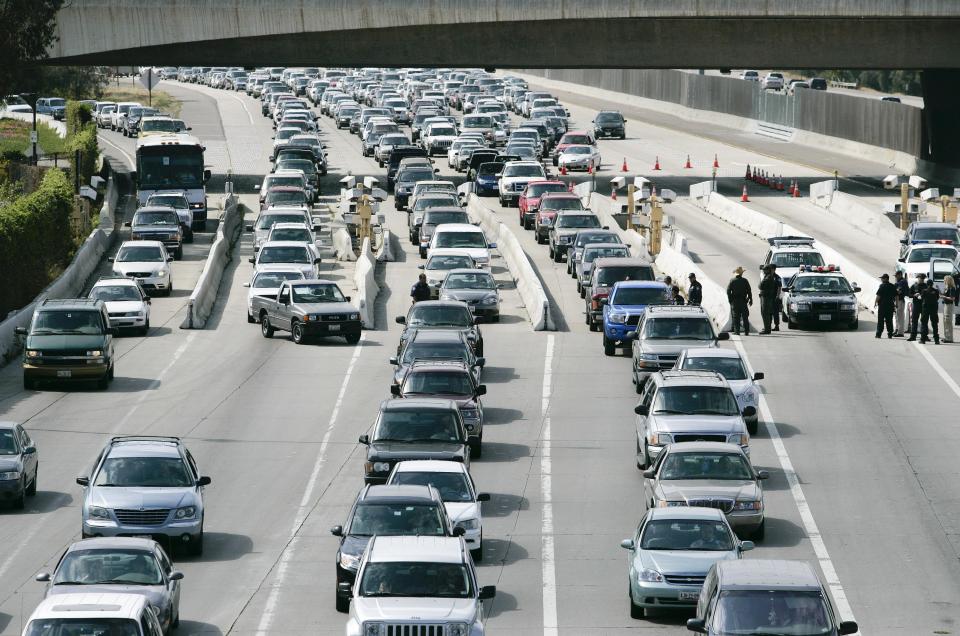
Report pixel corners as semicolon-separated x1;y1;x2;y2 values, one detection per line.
497;160;547;207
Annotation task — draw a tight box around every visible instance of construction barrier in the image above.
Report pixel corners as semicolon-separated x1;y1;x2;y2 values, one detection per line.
654;228;732;333
333;227;357;261
809;184;903;242
376;228;400;263
181;190;242;329
353;237;379;329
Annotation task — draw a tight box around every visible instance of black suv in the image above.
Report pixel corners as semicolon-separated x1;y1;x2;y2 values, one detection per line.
16;299;115;390
386;146;430;190
592;110;627;139
396;300;483;356
359;399;470;485
330;484;460;613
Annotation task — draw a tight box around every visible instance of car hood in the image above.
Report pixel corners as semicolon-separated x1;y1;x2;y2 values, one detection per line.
0;457;23;471
341;534;372;561
553;228;584;237
88;487;195;509
26;334;106;350
476;175;499;184
368;442;467;462
442;289;496;302
352;597;477;621
726;379;753;395
790;292;856;303
639;548;738;575
640;340;717;355
445;501;480;524
113;262;165;275
46;585;167;607
291;301;358;314
103;300;145;313
657;480;759;502
654;414;744;434
132;224;179;234
430;248;489;263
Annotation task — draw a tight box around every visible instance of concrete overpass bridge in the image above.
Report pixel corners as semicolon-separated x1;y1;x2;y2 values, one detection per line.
48;0;960;69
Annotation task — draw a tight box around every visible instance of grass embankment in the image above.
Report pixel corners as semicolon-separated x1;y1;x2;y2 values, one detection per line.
0;119;67;157
102;86;182;118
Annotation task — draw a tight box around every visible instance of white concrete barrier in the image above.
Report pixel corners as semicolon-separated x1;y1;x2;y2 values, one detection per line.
689;180;716;200
376;228;400;263
809;186;903;243
655;229;732;332
587;192;651;258
353;237;379;329
333;227;356;261
466;195;551;330
181;192;242;328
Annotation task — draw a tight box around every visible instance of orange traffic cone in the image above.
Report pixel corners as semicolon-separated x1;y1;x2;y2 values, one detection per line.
611;187;617;200
745;164;752;180
741;184;750;202
684;154;693;169
793;181;801;198
653;156;661;171
777;176;784;191
587;163;593;175
713;154;719;169
560;164;567;176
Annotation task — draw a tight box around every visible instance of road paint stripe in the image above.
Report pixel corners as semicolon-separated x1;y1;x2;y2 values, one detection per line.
540;334;558;636
98;135;135;168
733;338;860;631
913;342;960;399
228;92;255;126
255;334;365;636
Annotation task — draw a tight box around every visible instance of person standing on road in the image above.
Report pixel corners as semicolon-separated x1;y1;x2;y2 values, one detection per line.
687;273;703;306
874;273;897;338
919;280;941;345
941;274;958;343
769;264;783;331
907;273;927;341
758;266;778;334
410;273;431;304
671;285;685;305
893;270;908;337
727;267;753;335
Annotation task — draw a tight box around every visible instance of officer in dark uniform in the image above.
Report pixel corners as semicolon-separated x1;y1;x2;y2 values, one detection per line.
874;273;897;338
726;266;753;335
920;279;941;344
907;273;927;341
410;273;431;304
769;264;783;331
687;273;703;306
758;265;778;334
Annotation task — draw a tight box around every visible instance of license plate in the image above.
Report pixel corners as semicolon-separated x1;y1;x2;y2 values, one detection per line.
327;324;340;331
57;370;72;378
819;314;832;321
679;591;699;601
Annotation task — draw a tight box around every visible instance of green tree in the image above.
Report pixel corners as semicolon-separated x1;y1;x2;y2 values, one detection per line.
0;0;66;98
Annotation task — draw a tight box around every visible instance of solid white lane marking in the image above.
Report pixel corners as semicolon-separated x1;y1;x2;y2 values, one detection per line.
733;338;860;630
540;334;558;636
228;92;255;126
255;334;365;636
98;135;135;168
913;342;960;399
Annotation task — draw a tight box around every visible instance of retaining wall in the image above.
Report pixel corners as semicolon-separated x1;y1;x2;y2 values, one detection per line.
353;237;379;329
181;192;241;329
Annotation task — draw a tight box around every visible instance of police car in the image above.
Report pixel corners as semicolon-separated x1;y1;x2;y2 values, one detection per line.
759;236;825;283
895;241;959;286
898;221;960;259
781;265;860;329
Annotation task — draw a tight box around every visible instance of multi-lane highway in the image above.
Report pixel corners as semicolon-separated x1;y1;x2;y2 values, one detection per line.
1;71;958;636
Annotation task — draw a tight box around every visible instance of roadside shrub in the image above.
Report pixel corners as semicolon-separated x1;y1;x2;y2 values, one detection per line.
68;124;98;186
66;101;93;136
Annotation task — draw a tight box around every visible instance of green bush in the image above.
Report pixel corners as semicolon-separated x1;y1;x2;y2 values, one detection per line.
0;168;75;317
68;123;98;186
66;101;93;136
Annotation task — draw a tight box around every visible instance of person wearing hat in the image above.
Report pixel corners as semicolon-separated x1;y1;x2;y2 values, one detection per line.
874;273;897;338
410;273;432;304
919;279;941;344
726;266;753;335
758;265;779;334
893;270;909;336
687;273;703;306
907;273;927;341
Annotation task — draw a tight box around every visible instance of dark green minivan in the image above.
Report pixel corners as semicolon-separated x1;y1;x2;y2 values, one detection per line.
16;299;115;390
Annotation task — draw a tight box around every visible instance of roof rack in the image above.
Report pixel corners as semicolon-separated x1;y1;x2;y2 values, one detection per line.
409;357;469;367
646;305;709;313
659;370;725;381
110;435;181;445
40;298;99;307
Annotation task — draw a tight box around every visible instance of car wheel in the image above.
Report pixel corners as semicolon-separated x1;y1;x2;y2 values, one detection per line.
471;441;482;459
629;586;645;619
23;376;35;390
345;332;361;344
172;609;180;629
636;440;646;470
747;419;759;436
140;319;150;336
175;246;183;260
419;248;426;259
788;319;796;329
14;479;25;509
753;519;766;541
291;321;306;345
187;528;204;556
849;318;859;330
553;250;562;263
261;315;275;338
108;363;114;381
603;336;615;356
475;340;484;357
26;468;37;496
589;321;599;332
96;372;109;390
579;285;585;298
471;535;483;563
335;591;350;613
247;312;255;324
499;196;506;207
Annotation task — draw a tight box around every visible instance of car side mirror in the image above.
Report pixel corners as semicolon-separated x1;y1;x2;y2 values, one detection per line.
24;445;37;455
479;585;497;600
417;265;425;270
358;434;370;445
167;256;174;262
452;526;466;537
853;286;861;293
476;357;486;367
488;242;497;249
900;238;908;244
203;169;211;183
76;476;89;487
390;384;401;396
242;283;250;288
197;476;212;487
756;470;770;480
642;469;655;479
345;295;351;302
314;258;322;265
248;257;255;263
619;539;635;551
782;286;793;292
602;225;609;230
753;372;764;381
14;327;27;336
337;581;353;596
686;618;707;633
739;540;755;552
600;297;608;305
124;221;131;227
634;404;649;416
389;356;398;365
477;492;491;502
838;621;859;635
476;385;487;396
169;571;184;581
245;224;254;232
330;525;343;537
35;572;51;582
897;257;905;262
395;316;406;324
107;257;115;263
742;406;757;418
716;332;730;341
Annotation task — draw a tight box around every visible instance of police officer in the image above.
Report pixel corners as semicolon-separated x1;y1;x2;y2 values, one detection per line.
769;264;783;331
920;279;941;345
893;270;908;337
758;265;778;334
727;266;753;335
671;285;685;305
874;273;897;338
907;273;927;341
687;273;703;306
410;273;431;304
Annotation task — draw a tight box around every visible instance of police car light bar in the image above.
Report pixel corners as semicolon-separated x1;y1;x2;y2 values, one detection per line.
767;236;815;247
911;239;955;245
798;264;840;273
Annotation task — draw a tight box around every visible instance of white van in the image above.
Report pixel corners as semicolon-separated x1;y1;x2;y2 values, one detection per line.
428;223;494;267
22;592;164;636
111;102;142;131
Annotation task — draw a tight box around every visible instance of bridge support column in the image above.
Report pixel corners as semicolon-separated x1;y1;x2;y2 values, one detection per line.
921;69;960;167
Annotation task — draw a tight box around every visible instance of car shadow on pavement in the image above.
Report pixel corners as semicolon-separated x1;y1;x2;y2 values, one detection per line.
492;312;526;325
107;377;161;392
0;490;73;516
181;532;254;563
174;620;223;635
482;589;518;619
480;538;529;567
753;516;805;548
481;366;520;384
475;442;530;463
762;421;801;439
0;613;11;634
482;407;524;425
481;493;528;518
636;606;692;627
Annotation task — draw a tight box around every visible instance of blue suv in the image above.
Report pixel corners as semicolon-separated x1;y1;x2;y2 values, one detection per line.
473;162;503;196
602;281;669;356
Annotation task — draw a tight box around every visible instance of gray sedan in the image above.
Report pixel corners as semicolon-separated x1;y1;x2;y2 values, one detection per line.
37;537;183;633
642;441;768;539
438;268;502;322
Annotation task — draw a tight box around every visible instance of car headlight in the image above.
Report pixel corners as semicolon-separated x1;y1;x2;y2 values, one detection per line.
339;552;360;571
733;500;762;511
363;623;384;636
0;471;21;480
656;500;687;508
727;433;750;446
349;313;360;320
156;269;168;277
647;432;673;446
427;278;441;286
638;353;657;361
461;407;479;419
372;461;391;473
608;312;627;324
841;302;857;310
481;295;498;305
88;506;111;519
457;518;480;531
737;387;757;403
439;294;452;301
86;350;103;357
174;506;197;519
638;568;664;582
25;350;41;359
448;623;469;636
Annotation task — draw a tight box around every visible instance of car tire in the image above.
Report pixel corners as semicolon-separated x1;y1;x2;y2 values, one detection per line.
345;332;361;345
247;312;255;324
471;538;483;563
185;228;194;243
172;610;179;629
187;529;204;556
747;420;758;435
475;340;484;357
291;321;306;345
849;318;859;330
175;246;183;260
553;250;562;263
419;248;426;259
23;376;35;390
96;372;109;390
26;468;37;496
589;321;599;332
471;441;482;459
14;479;25;509
753;519;766;541
603;336;615;356
629;585;645;619
499;196;506;207
335;591;350;614
787;319;796;329
579;285;585;298
261;315;275;338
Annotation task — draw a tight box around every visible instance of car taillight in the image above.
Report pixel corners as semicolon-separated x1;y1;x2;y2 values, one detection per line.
591;292;608;310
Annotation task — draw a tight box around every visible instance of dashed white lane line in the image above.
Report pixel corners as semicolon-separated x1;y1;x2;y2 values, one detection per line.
733;338;860;632
254;334;365;636
540;334;558;636
112;332;196;433
98;135;135;168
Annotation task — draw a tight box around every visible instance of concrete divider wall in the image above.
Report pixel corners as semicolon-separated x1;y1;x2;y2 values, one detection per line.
655;229;732;333
376;228;400;263
353;237;379;329
333;227;356;261
181;192;241;329
466;194;551;330
809;186;904;243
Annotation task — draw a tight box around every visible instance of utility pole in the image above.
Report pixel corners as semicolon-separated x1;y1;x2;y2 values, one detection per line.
900;182;910;230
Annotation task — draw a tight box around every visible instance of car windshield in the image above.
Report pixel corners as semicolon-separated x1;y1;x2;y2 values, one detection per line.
611;287;668;306
291;283;345;303
147;196;187;209
256;214;305;230
359;562;473;598
463;116;494;128
444;273;496;290
576;234;618;248
791;275;853;294
527;184;566;198
907;246;957;262
414;196;458;211
349;503;446;536
53;549;163;586
565;146;591;155
116;245;164;262
562;135;591;145
270;227;311;243
712;590;832;634
681;357;748;381
596;113;622;123
266;176;304;189
597;266;655;284
252;271;303;288
275;129;299;140
258;246;311;264
134;212;177;225
401;341;470;365
376;410;461;442
276;159;316;175
407;306;473;327
640;519;735;551
435;232;486;249
267;191;307;206
424;212;468;227
914;227;960;242
477;163;503;176
644;317;715;340
95;456;193;487
141;120;177;133
404;370;474;395
400;169;436;183
89;285;142;302
430;126;456;136
426;256;474;272
541;199;584;213
0;430;20;455
770;251;824;268
381;134;409;145
584;246;629;263
31;310;104;335
659;452;754;481
24;619;140;636
653;386;740;416
556;214;600;229
503;165;545;177
391;471;472;502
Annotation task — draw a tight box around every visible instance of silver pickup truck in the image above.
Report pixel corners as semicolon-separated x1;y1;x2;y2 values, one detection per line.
251;279;362;344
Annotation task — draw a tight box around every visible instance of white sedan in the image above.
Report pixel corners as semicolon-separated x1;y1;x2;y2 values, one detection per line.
557;144;601;172
243;266;305;322
673;348;763;435
896;243;959;286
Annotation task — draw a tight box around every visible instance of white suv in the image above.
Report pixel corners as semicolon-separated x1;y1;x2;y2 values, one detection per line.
497;160;547;207
344;535;496;636
23;592;164;636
